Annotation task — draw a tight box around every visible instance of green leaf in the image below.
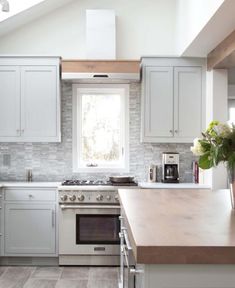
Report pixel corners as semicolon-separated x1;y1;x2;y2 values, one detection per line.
198;153;213;169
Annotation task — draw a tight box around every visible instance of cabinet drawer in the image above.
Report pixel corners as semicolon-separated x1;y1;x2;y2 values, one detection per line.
4;188;56;202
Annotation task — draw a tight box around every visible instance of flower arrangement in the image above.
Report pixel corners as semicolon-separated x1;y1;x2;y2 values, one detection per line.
191;121;235;170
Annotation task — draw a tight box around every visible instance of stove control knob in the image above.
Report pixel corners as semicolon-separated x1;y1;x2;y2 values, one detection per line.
115;195;119;202
69;195;76;201
96;194;103;201
78;195;85;201
60;195;68;201
106;195;111;201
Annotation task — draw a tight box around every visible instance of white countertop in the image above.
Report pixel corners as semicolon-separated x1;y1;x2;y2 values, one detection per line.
139;182;211;189
0;182;61;188
0;181;211;189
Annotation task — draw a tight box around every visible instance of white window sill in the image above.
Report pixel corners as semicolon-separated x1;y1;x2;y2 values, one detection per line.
73;167;130;173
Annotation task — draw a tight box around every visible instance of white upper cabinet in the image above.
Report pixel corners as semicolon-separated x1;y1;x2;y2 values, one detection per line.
144;66;173;138
0;66;20;138
174;67;202;140
0;57;61;142
141;58;205;143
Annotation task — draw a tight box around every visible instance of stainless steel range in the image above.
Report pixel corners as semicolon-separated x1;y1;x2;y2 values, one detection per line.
58;179;137;266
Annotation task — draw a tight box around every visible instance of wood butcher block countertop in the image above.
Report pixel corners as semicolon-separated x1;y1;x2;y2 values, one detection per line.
118;188;235;264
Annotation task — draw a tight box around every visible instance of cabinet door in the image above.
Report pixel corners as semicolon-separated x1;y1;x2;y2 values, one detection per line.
0;190;3;256
20;66;60;142
174;67;202;140
0;66;20;138
5;203;56;255
142;67;174;141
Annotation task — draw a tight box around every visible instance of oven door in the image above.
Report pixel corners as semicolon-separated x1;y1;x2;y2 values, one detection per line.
59;205;120;255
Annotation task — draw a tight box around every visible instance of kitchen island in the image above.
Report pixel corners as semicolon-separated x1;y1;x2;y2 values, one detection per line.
118;188;235;288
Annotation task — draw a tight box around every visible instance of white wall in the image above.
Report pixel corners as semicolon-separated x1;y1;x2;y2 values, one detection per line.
176;0;224;55
0;0;177;59
205;69;228;190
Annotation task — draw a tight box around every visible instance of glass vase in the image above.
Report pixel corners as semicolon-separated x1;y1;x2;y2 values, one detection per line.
227;167;235;209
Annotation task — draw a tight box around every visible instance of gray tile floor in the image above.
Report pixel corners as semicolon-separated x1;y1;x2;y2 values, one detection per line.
0;266;119;288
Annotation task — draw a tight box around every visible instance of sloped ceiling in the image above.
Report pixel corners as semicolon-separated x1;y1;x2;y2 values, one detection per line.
0;0;74;37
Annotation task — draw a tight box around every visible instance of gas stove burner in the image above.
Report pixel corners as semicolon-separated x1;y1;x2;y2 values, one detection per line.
61;179;138;186
61;179;111;186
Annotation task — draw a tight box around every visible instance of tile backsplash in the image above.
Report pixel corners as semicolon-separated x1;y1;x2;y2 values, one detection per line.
0;82;195;182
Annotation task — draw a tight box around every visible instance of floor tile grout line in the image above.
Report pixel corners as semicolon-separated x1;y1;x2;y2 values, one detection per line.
29;266;37;278
0;266;9;279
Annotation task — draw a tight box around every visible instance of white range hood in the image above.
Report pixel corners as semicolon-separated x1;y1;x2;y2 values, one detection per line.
61;60;140;83
61;9;140;83
86;9;116;60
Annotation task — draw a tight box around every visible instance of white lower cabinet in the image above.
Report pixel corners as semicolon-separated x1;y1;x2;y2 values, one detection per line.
5;203;56;255
137;265;235;288
0;189;3;256
3;187;58;257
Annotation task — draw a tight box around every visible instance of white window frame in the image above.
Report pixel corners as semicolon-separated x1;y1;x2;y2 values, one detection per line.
72;83;129;173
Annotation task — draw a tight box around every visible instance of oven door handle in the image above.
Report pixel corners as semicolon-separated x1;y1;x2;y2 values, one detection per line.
122;229;132;251
121;244;130;268
60;204;120;210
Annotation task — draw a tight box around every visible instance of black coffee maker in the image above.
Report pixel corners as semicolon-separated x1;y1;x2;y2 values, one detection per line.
162;152;179;183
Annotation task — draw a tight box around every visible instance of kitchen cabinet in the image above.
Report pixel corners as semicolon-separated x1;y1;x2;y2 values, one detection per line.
3;187;57;257
5;203;56;255
119;189;235;288
0;57;61;142
0;189;3;256
141;57;206;143
0;66;20;138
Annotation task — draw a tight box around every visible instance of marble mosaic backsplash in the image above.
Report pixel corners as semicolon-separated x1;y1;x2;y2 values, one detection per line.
0;83;196;182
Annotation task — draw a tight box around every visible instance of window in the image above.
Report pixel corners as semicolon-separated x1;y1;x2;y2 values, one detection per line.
73;84;129;172
0;0;45;23
228;98;235;123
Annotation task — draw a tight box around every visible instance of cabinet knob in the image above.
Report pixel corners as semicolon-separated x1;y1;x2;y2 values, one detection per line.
174;130;178;133
169;130;173;134
21;129;24;134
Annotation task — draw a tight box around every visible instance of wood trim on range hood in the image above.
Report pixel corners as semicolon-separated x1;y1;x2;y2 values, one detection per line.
61;60;141;83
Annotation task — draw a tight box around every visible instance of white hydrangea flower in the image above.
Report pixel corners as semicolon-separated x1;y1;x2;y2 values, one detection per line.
190;138;204;156
215;123;231;138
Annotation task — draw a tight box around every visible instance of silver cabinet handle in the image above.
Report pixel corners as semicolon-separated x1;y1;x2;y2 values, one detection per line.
130;268;144;275
52;210;55;227
0;233;2;236
0;206;2;209
122;228;132;251
119;216;124;220
122;245;130;268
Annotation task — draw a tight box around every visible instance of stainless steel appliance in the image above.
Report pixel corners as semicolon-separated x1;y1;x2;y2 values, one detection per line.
162;152;179;183
58;179;137;266
147;164;157;182
119;216;143;288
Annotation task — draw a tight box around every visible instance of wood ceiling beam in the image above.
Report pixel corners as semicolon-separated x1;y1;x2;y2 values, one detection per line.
207;29;235;71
